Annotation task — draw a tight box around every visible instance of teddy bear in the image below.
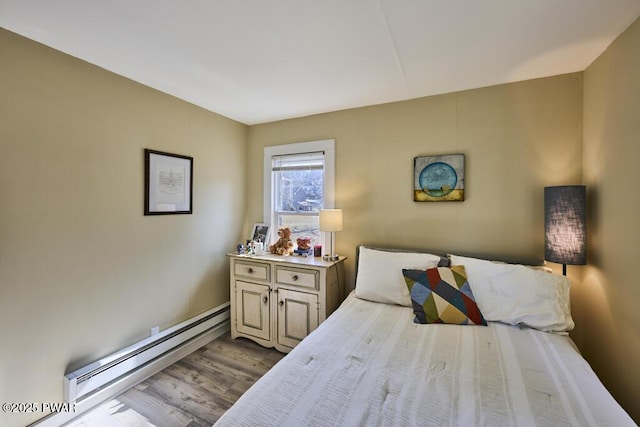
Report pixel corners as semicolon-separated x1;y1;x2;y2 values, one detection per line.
296;237;311;250
269;227;294;256
294;236;313;256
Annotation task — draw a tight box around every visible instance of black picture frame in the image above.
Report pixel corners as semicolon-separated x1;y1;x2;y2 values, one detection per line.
144;149;193;215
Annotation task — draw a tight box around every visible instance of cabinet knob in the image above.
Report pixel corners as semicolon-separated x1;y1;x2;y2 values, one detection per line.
263;296;268;304
279;300;284;306
292;275;298;281
247;268;254;274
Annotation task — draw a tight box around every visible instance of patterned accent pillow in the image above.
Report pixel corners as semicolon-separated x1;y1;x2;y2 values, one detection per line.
402;266;487;325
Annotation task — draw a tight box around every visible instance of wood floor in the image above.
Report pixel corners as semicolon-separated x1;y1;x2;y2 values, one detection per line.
65;333;285;427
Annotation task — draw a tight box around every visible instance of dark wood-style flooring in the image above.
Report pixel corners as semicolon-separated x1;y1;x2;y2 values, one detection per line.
66;333;285;427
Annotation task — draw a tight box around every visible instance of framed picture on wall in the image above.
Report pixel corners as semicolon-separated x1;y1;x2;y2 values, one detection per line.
251;223;270;244
414;154;465;202
144;149;193;215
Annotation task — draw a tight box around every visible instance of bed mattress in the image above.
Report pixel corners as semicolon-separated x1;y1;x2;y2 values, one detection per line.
215;293;634;426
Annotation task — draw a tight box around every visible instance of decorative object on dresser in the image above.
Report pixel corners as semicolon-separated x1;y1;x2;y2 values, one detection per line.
544;185;587;276
250;222;270;245
413;154;465;202
144;149;193;215
228;253;346;353
294;237;313;256
268;227;295;255
319;208;343;261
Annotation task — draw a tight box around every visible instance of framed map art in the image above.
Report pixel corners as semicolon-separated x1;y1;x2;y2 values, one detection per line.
144;149;193;215
413;154;465;202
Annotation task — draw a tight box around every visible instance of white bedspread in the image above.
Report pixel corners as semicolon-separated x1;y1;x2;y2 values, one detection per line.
215;293;634;426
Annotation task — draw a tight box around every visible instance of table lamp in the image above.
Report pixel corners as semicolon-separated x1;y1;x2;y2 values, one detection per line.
319;209;342;261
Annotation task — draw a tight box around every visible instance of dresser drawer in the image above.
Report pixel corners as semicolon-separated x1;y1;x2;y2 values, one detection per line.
234;260;270;282
275;266;318;290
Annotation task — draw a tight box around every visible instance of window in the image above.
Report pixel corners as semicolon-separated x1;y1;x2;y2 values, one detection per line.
264;140;335;248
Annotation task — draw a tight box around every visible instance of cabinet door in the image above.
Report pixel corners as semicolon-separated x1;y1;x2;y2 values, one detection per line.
235;281;270;341
276;288;319;349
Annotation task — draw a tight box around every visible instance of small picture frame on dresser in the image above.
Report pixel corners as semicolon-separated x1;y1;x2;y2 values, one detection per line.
251;223;270;245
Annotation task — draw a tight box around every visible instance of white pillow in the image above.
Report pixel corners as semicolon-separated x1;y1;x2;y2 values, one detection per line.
355;246;442;306
449;254;574;333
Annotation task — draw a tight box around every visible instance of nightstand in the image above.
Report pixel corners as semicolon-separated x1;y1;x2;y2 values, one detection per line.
228;253;346;353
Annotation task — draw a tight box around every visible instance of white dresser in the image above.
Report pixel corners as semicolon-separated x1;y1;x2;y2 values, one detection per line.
228;253;346;353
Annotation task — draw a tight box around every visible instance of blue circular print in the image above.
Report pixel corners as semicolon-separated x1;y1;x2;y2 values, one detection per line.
419;162;457;197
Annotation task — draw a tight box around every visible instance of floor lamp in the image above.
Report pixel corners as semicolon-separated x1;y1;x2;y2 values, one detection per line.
544;186;586;276
320;209;342;261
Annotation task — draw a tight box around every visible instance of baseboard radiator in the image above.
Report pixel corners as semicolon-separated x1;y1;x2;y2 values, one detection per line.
64;302;230;403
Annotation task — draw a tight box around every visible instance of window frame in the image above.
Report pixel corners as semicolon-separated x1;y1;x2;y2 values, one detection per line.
263;139;336;249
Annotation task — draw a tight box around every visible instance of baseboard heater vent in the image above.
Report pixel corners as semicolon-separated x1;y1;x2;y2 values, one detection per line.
64;303;230;403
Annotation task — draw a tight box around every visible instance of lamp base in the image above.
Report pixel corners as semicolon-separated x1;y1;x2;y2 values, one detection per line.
323;254;339;262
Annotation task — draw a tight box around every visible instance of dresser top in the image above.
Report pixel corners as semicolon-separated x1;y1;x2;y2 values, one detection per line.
227;253;346;268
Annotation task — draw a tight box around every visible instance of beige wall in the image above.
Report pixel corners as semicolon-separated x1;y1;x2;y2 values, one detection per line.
581;17;640;422
248;73;583;288
0;29;247;426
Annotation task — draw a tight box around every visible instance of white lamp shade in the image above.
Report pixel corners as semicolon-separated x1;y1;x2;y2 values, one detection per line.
319;209;343;232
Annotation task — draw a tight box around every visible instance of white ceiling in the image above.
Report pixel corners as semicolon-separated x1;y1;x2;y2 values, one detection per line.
1;1;639;125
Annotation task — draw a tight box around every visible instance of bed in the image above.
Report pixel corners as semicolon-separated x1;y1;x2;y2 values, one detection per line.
215;246;634;426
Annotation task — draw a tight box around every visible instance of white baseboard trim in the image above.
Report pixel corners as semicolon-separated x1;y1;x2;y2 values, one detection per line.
30;321;230;427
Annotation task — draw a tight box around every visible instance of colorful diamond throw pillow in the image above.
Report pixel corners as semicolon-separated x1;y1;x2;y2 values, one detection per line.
402;265;487;325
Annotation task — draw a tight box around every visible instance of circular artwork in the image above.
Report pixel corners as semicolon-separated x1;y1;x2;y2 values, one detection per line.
419;162;457;197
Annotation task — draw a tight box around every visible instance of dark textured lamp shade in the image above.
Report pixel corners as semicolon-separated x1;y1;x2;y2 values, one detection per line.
544;186;586;270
